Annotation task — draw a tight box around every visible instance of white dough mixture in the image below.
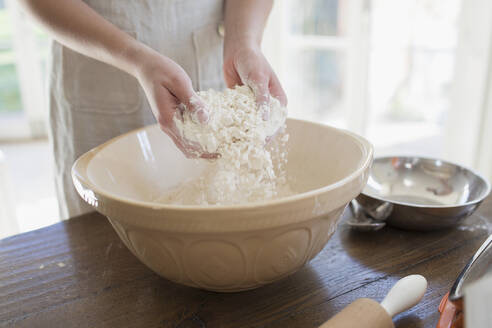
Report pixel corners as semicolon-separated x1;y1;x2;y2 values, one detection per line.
158;85;293;205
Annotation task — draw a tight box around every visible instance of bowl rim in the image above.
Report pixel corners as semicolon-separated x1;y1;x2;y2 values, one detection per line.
362;155;491;209
72;118;374;212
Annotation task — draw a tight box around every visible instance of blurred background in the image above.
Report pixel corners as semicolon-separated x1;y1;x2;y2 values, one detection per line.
1;0;492;238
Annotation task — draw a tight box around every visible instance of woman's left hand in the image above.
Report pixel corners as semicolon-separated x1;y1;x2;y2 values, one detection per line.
223;41;287;119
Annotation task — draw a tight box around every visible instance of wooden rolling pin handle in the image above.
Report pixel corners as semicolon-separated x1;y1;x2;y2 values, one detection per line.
319;298;394;328
320;275;427;328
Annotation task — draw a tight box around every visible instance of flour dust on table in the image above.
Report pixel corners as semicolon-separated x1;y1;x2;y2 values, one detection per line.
156;85;294;205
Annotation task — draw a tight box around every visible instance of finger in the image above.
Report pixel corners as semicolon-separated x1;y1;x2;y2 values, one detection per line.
245;72;269;105
188;94;209;124
223;61;243;88
200;152;220;160
265;128;280;144
153;85;179;130
166;72;209;124
168;119;221;159
166;123;208;159
269;72;288;107
162;124;196;158
153;86;204;158
245;72;270;121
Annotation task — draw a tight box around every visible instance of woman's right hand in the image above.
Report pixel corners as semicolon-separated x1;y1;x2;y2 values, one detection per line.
133;48;213;158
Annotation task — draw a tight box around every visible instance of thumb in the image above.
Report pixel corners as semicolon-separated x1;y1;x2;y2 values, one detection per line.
166;74;209;124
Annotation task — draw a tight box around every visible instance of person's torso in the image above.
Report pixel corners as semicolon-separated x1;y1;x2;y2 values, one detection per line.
50;0;225;117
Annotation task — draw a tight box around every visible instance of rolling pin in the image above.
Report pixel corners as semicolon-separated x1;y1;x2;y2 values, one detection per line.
320;275;427;328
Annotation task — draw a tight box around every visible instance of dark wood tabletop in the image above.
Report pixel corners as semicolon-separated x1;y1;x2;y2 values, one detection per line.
1;196;491;328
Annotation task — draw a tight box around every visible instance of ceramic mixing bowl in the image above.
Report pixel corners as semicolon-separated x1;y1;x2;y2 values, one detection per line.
72;118;373;292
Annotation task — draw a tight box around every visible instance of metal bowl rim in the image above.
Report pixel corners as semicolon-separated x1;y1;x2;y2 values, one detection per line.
362;155;491;209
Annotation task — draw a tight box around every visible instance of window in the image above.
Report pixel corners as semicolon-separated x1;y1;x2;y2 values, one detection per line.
0;0;49;139
264;0;363;129
264;0;477;160
0;1;24;134
366;0;461;157
0;0;56;239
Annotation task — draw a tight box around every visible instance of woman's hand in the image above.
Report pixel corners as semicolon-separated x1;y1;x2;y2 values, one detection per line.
223;40;287;120
134;48;214;158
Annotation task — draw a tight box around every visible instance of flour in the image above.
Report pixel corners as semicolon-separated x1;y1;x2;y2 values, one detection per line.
158;85;292;205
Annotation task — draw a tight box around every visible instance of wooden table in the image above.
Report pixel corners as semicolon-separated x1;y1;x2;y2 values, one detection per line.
1;196;491;328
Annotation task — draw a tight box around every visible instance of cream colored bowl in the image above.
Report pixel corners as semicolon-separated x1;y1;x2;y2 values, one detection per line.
72;118;373;292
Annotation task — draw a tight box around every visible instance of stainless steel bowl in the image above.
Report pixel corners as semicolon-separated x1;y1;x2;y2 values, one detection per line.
356;156;491;230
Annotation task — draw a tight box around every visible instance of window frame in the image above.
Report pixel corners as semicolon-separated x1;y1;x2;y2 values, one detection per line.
0;0;47;140
263;0;370;134
444;0;492;179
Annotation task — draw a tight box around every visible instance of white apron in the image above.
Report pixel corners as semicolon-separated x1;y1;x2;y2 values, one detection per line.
48;0;225;219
